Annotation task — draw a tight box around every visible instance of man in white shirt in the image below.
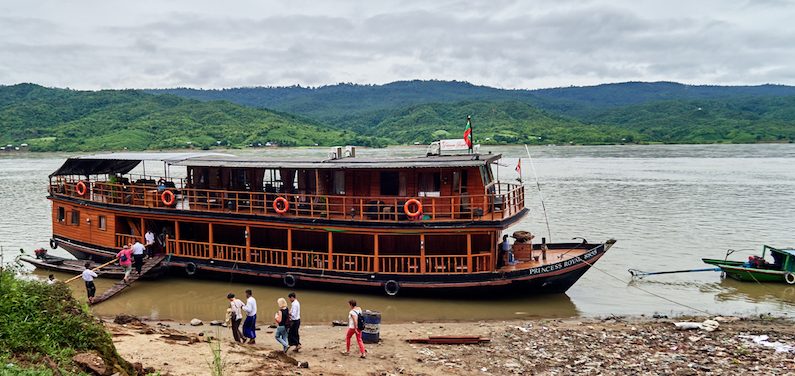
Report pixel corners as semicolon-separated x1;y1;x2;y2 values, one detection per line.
227;293;245;343
144;230;155;258
287;292;302;351
241;289;257;344
131;241;145;274
81;262;98;303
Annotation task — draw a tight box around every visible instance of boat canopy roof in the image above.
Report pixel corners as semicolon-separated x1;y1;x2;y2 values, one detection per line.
51;152;500;176
49;152;232;177
772;248;795;258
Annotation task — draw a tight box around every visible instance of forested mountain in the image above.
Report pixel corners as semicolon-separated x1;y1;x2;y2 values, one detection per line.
586;96;795;143
0;84;383;151
147;80;795;125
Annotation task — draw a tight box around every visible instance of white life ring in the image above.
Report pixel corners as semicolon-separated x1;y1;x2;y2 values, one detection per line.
384;280;400;296
785;272;795;285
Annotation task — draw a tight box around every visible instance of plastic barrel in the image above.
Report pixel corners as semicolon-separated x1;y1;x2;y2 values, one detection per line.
361;310;381;344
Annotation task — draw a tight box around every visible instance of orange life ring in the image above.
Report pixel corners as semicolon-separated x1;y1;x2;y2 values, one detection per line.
75;181;88;196
404;199;423;218
273;196;290;214
161;190;176;206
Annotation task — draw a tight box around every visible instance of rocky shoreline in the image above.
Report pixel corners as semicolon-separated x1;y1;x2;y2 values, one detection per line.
104;314;795;375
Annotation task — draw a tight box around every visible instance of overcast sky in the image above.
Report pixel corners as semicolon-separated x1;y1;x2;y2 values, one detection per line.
1;0;793;90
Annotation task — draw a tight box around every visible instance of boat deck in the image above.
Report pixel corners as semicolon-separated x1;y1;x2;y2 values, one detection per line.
498;247;592;272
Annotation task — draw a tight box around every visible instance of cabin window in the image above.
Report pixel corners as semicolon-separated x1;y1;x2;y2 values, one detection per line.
98;215;107;230
453;171;469;193
425;234;467;255
292;230;328;252
471;233;493;254
332;233;374;254
70;210;80;226
57;207;66;222
418;172;440;195
332;171;345;195
378;234;421;255
380;172;399;196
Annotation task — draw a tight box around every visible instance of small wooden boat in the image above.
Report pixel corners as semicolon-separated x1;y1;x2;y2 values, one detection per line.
702;245;795;284
20;254;163;280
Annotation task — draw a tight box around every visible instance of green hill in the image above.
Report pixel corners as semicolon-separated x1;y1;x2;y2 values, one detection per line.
587;96;795;143
0;83;384;151
358;101;640;145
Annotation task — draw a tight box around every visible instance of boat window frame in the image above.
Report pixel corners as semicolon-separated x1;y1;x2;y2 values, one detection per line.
70;210;80;226
57;206;66;222
98;215;107;231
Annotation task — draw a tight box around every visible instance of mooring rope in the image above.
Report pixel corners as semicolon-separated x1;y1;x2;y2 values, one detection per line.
577;249;713;315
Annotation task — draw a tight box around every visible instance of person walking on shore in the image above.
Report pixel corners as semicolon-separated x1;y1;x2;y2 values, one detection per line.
117;244;133;283
274;298;290;352
242;289;258;344
343;299;366;358
227;293;245;343
81;262;97;304
287;292;302;352
131;240;145;274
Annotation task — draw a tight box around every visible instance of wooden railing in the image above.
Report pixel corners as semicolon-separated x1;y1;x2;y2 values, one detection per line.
379;255;422;274
163;237;493;275
115;233;139;248
51;177;525;223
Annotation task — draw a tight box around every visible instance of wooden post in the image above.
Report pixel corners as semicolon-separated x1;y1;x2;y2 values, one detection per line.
420;234;426;273
208;223;214;259
466;233;473;273
174;221;180;255
328;232;333;270
491;231;497;271
287;229;293;267
373;234;379;273
140;218;146;243
245;225;251;263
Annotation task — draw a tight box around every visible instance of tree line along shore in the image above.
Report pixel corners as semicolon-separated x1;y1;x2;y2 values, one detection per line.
2;81;795;152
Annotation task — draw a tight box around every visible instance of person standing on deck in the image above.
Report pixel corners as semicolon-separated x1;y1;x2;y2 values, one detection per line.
117;244;133;283
287;292;302;352
501;235;516;265
242;289;258;344
144;230;155;258
227;293;245;343
131;240;145;274
81;262;97;304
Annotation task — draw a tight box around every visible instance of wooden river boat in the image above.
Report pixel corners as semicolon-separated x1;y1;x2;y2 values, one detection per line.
703;245;795;284
47;147;614;295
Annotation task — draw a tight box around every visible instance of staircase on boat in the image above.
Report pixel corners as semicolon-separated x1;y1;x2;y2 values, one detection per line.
91;255;164;305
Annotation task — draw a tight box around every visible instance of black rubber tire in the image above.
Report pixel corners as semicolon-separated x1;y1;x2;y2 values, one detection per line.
785;273;795;285
49;238;58;249
384;280;400;296
283;274;297;288
185;262;197;276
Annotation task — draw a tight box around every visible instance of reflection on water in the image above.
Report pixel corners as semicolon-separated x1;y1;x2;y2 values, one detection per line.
5;144;795;320
35;270;578;323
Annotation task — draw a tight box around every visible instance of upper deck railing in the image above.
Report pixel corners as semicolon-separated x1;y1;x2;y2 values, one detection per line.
50;176;525;223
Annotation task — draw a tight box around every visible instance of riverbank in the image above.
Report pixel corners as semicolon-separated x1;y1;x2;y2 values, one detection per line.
107;314;795;375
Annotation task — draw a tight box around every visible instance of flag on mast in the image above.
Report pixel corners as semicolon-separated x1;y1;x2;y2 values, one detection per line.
463;115;473;150
515;158;522;181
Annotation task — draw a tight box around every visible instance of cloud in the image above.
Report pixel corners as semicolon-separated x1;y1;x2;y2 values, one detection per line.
0;0;792;89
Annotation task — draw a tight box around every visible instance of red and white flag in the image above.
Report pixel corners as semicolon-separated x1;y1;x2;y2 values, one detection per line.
515;158;522;180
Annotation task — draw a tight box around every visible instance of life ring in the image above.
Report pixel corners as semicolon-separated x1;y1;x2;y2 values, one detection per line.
403;199;423;218
185;262;197;276
161;190;176;207
273;196;290;214
75;181;88;196
785;272;795;285
384;280;400;296
49;238;58;249
283;274;296;287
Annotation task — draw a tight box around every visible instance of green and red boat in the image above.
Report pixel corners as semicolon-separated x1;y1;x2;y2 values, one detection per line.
703;245;795;284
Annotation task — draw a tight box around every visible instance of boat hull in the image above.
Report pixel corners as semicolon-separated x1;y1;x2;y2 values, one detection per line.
52;236;614;296
702;258;790;283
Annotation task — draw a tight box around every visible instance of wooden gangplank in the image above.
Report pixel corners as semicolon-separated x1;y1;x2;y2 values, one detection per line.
91;255;165;305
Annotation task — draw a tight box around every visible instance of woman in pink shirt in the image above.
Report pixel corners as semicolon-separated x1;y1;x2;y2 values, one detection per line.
117;244;133;283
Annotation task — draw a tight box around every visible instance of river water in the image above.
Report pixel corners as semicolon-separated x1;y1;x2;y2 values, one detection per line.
2;144;795;323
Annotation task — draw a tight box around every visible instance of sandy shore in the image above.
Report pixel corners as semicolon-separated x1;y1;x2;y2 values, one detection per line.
106;315;795;375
